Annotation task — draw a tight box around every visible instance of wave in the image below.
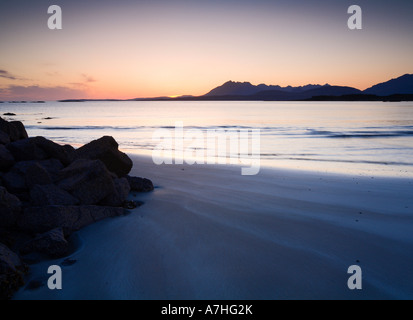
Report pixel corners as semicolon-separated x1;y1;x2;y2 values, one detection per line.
25;124;413;139
307;128;413;139
25;124;262;131
25;125;142;131
281;157;413;167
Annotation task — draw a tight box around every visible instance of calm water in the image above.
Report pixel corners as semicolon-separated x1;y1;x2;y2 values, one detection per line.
1;101;413;177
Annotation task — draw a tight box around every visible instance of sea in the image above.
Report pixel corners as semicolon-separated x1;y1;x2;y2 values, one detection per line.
1;100;413;177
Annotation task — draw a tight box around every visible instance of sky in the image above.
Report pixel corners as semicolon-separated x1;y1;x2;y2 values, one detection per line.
0;0;412;100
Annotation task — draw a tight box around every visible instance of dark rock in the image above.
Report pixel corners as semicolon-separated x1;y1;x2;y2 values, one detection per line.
0;187;22;228
6;138;48;162
0;118;28;142
17;205;124;234
32;137;75;166
34;159;64;182
3;113;16;116
0;131;10;145
62;144;76;160
6;137;74;165
8;159;63;185
25;163;52;189
10;121;28;141
123;201;137;209
14;159;62;176
122;200;144;209
126;175;154;192
115;177;131;200
0;145;15;172
30;184;79;206
0;243;25;300
76;136;133;177
58;159;116;205
2;170;26;194
20;228;68;258
100;177;130;207
2;160;56;194
0;228;15;248
26;280;44;290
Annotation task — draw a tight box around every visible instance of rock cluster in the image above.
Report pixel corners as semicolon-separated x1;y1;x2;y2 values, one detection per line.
0;117;154;299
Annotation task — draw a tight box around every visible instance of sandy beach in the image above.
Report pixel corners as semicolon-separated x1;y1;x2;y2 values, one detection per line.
13;155;413;300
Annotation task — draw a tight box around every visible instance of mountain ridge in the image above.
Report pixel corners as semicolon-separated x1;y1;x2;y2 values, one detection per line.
57;74;413;102
205;74;413;98
204;81;329;97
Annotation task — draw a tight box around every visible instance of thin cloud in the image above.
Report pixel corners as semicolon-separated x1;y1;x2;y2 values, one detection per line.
82;74;97;83
0;85;87;101
0;69;18;80
69;82;87;88
46;71;61;77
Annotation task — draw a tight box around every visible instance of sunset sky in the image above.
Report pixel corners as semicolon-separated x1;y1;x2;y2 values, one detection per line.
1;0;412;100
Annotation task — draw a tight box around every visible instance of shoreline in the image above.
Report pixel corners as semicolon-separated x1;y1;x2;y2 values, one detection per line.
13;154;413;300
122;150;413;179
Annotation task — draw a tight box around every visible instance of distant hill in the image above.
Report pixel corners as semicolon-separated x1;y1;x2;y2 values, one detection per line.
205;81;262;96
364;74;413;96
204;81;325;97
202;82;362;101
302;86;362;98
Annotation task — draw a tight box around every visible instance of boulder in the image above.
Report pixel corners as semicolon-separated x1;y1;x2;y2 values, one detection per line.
0;243;25;300
0;145;15;172
62;144;76;159
17;205;124;234
6;138;47;162
0;228;13;249
76;136;133;177
101;177;131;207
0;187;22;228
58;159;116;205
20;228;68;258
10;121;28;141
31;137;75;166
0;118;28;142
126;175;154;192
2;170;26;194
32;159;64;183
25;163;53;189
6;137;74;165
13;159;62;176
0;131;10;145
30;184;79;206
2;161;55;194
